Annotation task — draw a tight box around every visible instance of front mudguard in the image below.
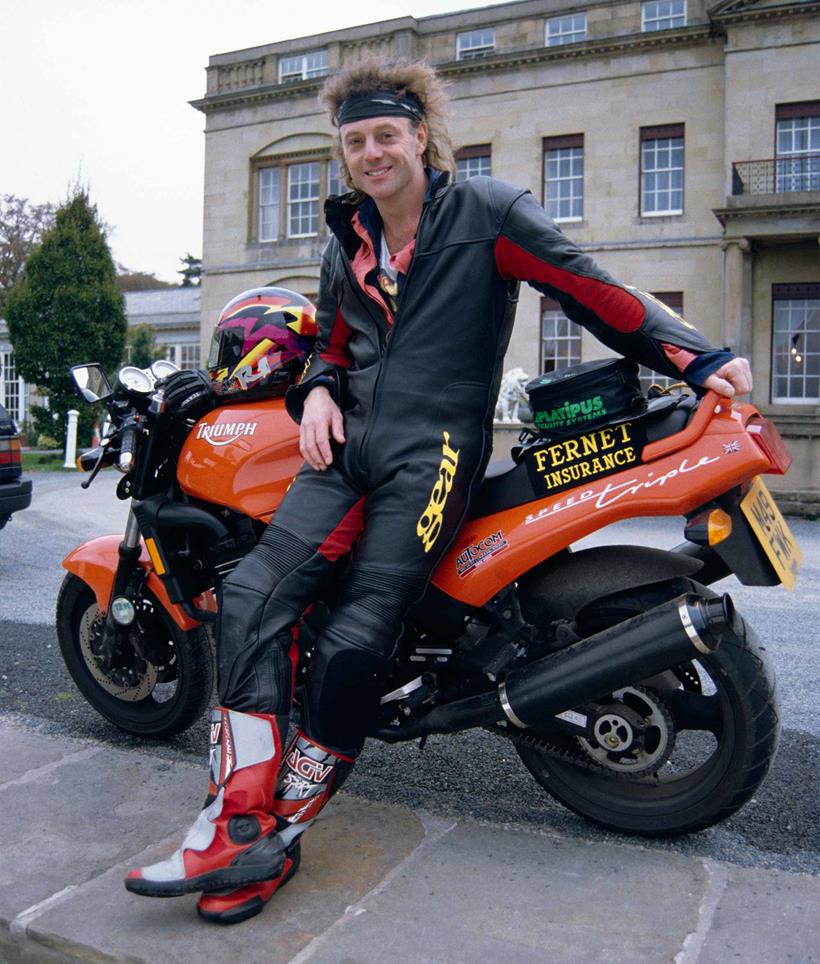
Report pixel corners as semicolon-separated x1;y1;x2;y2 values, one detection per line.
61;535;207;631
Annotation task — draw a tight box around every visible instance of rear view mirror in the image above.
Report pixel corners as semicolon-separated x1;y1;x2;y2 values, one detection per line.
71;363;113;403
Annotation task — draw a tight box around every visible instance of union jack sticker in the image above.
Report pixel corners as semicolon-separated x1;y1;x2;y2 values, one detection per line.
723;440;741;454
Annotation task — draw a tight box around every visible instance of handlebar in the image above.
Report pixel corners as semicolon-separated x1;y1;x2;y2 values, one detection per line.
118;424;138;472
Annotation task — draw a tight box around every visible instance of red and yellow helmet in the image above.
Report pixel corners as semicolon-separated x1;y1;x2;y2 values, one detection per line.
207;287;317;397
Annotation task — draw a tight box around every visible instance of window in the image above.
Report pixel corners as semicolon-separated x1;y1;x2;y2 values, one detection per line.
641;124;684;215
544;135;584;222
541;298;582;373
546;12;587;46
638;293;684;393
288;162;320;238
0;348;27;426
771;284;819;403
455;145;492;180
775;102;820;193
258;167;281;242
641;0;686;31
163;343;200;370
456;28;495;60
278;49;328;83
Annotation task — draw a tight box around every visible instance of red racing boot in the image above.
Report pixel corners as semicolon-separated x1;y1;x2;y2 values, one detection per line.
195;730;354;924
125;707;288;898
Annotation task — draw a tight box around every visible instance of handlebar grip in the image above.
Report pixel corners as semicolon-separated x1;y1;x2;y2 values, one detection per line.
118;426;138;471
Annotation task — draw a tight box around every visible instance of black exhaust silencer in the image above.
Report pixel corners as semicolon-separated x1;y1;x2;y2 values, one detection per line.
499;592;735;730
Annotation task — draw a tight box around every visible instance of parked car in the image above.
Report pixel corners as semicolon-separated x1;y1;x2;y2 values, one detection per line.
0;404;32;530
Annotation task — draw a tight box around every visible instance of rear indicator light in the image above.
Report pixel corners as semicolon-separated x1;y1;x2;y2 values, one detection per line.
747;418;792;475
707;508;733;546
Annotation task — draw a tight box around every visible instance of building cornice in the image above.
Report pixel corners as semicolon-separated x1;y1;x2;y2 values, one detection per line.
709;0;820;26
191;25;716;116
713;198;820;225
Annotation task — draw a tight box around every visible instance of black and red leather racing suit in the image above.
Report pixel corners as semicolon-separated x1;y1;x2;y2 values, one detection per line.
216;170;731;756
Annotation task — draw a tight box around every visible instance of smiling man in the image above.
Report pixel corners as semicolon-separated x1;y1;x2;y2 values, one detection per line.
126;56;751;925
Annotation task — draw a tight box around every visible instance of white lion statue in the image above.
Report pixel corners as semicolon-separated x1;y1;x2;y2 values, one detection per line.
495;368;530;423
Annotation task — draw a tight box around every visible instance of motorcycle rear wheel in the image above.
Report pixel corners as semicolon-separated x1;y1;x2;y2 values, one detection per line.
56;573;213;738
515;580;781;836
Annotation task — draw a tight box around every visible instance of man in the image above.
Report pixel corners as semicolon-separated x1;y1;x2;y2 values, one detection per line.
126;56;751;924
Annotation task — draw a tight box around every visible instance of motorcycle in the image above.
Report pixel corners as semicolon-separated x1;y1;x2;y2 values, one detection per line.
57;359;802;836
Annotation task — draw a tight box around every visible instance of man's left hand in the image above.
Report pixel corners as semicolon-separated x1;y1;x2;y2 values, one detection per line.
702;357;753;398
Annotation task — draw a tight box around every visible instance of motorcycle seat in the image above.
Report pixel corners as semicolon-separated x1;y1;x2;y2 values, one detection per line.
472;393;699;519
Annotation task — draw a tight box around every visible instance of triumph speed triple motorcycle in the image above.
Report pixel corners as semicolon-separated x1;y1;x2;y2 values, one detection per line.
57;360;802;836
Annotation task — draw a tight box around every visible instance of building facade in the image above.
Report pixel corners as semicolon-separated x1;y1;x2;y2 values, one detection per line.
192;0;819;496
124;288;202;370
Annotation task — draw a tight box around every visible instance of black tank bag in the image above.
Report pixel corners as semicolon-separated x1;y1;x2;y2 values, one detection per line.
525;358;645;439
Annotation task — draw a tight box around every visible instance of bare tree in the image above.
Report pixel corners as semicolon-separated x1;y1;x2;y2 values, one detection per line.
0;195;56;314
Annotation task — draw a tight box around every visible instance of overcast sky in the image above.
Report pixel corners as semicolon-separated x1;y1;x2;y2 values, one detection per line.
1;0;509;283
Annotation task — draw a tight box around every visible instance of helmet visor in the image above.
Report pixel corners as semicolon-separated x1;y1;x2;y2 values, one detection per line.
208;326;246;374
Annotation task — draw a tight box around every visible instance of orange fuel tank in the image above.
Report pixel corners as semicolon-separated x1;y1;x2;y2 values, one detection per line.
177;399;302;521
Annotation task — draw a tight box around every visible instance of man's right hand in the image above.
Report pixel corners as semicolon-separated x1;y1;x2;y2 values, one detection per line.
300;386;346;470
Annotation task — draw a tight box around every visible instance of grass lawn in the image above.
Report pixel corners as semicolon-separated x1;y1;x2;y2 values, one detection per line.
22;451;72;471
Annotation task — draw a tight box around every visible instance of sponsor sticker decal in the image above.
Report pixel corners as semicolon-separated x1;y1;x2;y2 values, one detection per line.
456;530;509;578
196;420;258;447
286;746;332;784
723;440;741;454
524;421;646;499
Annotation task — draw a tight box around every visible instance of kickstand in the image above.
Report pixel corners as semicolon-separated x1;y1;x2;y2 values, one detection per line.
418;735;428;752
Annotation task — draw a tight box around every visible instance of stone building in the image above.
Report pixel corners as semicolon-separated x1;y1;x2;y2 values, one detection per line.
191;0;819;497
124;288;202;370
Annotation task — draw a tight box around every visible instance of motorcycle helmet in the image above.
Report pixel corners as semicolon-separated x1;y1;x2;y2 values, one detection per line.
207;286;317;396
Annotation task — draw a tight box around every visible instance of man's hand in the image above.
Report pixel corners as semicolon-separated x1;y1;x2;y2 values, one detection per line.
300;386;345;470
702;357;753;398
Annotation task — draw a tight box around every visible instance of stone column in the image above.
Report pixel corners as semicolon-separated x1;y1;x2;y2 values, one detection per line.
721;238;753;358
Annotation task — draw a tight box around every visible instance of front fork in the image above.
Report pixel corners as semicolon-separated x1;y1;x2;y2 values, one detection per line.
97;503;145;669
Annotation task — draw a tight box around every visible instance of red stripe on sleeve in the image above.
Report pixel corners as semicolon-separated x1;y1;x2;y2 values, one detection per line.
318;497;365;562
494;235;645;334
319;309;353;369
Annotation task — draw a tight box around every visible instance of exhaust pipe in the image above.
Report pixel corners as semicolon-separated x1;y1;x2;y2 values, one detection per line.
376;593;735;741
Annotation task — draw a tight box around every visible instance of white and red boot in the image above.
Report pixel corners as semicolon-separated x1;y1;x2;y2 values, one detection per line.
125;707;289;898
196;730;354;924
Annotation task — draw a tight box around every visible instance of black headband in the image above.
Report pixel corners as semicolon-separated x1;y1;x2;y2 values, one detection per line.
335;90;424;127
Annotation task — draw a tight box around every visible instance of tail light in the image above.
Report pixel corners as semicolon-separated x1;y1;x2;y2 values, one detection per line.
0;436;22;467
747;418;792;475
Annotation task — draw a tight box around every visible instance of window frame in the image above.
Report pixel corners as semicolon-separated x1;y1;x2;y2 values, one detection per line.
287;161;321;239
456;28;496;61
252;153;337;243
770;283;820;404
641;0;687;32
543;134;585;223
545;12;588;46
640;124;685;217
774;101;820;194
455;144;492;180
278;49;329;84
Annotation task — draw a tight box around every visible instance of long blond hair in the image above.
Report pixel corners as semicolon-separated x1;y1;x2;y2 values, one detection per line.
320;56;455;196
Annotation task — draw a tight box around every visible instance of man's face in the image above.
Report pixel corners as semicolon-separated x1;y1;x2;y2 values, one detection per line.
340;116;428;203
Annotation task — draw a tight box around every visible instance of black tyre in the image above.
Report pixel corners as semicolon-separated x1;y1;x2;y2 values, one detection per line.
515;579;781;836
56;573;213;737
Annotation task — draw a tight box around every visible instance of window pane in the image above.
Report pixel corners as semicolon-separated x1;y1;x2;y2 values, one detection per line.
641;136;684;214
279;49;328;82
259;167;280;242
457;28;496;60
328;158;343;197
541;309;581;373
642;0;687;31
771;296;820;402
546;12;587;46
775;116;820;191
288;162;320;237
457;153;492;180
545;145;584;220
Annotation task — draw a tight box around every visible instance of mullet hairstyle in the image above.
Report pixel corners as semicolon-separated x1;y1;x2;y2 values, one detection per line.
320;57;455;200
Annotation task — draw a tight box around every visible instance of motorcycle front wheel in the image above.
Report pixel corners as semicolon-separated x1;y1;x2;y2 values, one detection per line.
56;573;213;738
515;580;781;836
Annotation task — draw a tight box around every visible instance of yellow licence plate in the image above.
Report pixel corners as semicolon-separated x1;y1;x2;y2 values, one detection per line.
740;476;803;591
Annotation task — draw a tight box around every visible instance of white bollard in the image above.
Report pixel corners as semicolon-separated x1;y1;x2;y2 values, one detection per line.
64;409;79;469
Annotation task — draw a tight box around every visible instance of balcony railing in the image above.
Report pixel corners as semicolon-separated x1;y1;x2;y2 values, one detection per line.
732;155;820;196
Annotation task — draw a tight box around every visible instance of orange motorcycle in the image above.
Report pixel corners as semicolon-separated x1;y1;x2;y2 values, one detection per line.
57;360;802;835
